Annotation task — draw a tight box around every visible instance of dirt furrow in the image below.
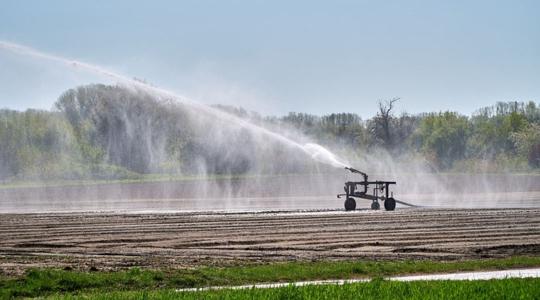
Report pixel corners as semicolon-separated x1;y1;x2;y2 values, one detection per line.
1;208;539;275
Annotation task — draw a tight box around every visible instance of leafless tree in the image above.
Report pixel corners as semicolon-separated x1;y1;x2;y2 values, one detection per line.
374;97;400;149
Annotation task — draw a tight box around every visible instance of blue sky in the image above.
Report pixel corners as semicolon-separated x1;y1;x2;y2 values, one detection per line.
0;0;539;117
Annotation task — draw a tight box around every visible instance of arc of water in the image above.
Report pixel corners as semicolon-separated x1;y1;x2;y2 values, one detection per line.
0;40;349;169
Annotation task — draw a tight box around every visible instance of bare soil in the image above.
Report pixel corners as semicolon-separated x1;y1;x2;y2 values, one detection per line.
1;208;539;275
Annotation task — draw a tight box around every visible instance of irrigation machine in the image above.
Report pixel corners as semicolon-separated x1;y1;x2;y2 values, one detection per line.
337;167;403;211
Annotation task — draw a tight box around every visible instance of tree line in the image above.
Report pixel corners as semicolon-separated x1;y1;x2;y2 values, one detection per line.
0;84;539;181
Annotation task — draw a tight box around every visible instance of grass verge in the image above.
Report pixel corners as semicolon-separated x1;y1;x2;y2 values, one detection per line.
51;278;540;300
1;256;540;298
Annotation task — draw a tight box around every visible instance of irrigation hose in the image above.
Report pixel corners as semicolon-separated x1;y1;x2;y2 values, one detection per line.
394;199;420;207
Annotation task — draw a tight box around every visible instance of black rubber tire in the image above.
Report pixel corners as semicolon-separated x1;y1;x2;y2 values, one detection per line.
344;197;356;211
384;197;396;211
371;201;380;210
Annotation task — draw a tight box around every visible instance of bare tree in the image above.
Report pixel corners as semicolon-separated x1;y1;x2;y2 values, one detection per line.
374;97;400;149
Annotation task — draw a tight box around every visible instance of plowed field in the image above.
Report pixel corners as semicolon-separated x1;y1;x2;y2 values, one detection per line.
1;208;539;275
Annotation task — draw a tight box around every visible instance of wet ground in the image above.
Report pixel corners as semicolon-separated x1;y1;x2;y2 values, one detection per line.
178;268;540;291
1;173;539;213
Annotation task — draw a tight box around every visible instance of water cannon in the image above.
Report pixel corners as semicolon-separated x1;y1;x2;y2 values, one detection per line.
345;167;368;178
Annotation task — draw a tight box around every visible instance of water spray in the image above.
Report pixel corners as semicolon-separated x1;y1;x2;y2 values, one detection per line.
0;40;350;170
2;41;421;212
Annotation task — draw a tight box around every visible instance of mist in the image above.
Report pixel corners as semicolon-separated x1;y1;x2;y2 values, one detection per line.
0;41;539;213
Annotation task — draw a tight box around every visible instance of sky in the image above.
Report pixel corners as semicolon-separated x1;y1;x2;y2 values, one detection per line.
0;0;539;118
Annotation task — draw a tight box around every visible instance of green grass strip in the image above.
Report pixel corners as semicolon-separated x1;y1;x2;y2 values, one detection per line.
51;278;540;300
1;256;540;299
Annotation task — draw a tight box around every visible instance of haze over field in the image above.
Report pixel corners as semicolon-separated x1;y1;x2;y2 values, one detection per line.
0;2;539;212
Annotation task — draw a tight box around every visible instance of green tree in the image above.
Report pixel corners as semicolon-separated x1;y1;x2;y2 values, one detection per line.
511;123;540;167
414;112;469;169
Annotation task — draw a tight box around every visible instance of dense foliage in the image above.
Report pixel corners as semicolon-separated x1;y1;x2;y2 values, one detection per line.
0;84;539;181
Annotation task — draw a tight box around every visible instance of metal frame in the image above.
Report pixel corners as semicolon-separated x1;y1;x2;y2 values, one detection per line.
337;167;397;210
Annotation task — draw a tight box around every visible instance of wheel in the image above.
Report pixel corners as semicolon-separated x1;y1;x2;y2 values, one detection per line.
384;197;396;211
371;201;380;210
344;197;356;211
